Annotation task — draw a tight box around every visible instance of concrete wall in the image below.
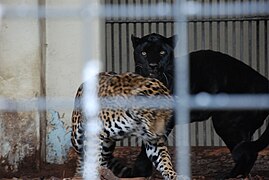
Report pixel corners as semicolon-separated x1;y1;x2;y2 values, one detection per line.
45;0;105;163
0;0;105;174
0;0;42;174
0;0;88;174
45;0;84;164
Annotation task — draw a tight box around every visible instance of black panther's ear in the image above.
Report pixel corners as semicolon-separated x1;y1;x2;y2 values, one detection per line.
131;34;141;48
167;35;178;49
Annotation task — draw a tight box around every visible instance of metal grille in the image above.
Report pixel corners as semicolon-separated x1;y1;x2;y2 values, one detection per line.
1;0;269;178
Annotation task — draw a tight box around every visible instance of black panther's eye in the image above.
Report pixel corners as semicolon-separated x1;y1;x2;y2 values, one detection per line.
160;50;166;55
141;51;147;56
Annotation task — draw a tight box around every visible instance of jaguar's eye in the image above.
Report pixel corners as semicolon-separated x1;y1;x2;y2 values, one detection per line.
141;51;147;56
160;50;166;55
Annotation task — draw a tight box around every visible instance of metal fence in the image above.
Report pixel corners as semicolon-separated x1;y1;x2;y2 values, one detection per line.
1;0;269;179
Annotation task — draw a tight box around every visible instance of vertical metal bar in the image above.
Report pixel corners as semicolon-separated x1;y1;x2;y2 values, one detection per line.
81;0;102;179
256;18;261;136
111;24;115;71
110;43;115;70
193;7;199;147
217;0;220;51
248;21;252;65
224;22;228;53
105;23;108;71
265;19;269;129
119;25;123;73
156;0;159;33
199;0;204;48
126;25;130;70
110;0;115;71
239;0;244;60
118;0;123;73
224;0;228;53
248;2;252;66
171;22;174;35
174;0;191;177
124;1;131;144
163;0;167;36
83;62;101;180
133;0;138;146
265;20;268;78
133;0;137;35
201;0;207;147
218;0;225;146
209;0;215;146
209;0;213;51
256;20;260;72
149;0;152;32
232;20;236;56
140;0;144;36
164;22;167;36
194;23;198;50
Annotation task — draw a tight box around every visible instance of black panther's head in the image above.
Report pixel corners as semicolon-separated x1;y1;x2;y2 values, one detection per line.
131;33;177;91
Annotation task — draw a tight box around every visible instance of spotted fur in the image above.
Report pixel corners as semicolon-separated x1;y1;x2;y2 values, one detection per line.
71;72;176;180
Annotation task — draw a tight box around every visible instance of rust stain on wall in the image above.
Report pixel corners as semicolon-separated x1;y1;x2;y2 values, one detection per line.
0;111;39;175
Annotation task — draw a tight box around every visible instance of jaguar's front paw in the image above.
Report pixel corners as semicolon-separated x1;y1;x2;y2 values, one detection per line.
163;173;191;180
162;170;176;180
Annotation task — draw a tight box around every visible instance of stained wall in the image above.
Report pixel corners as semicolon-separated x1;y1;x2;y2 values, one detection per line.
0;0;42;174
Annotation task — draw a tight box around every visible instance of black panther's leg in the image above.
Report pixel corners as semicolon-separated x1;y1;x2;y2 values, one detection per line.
212;112;258;178
107;143;153;178
229;141;258;178
228;112;268;177
131;143;153;177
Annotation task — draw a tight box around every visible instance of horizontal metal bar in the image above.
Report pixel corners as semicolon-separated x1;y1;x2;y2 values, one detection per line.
105;19;173;24
105;16;269;24
190;93;269;110
1;2;269;19
188;16;269;22
0;94;269;112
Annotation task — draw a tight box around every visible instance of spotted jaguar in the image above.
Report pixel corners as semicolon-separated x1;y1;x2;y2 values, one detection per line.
71;72;177;180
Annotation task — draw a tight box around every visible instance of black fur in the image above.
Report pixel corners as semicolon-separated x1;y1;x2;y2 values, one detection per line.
130;33;269;178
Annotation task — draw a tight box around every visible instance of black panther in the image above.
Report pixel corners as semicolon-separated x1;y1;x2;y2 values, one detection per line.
126;33;269;179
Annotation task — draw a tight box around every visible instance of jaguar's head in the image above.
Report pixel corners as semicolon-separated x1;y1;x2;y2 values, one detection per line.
131;33;177;91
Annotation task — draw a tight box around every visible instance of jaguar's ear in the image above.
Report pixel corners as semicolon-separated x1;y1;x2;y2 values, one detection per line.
167;35;178;49
131;34;141;48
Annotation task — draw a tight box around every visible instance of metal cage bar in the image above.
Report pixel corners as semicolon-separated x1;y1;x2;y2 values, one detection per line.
0;0;269;178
